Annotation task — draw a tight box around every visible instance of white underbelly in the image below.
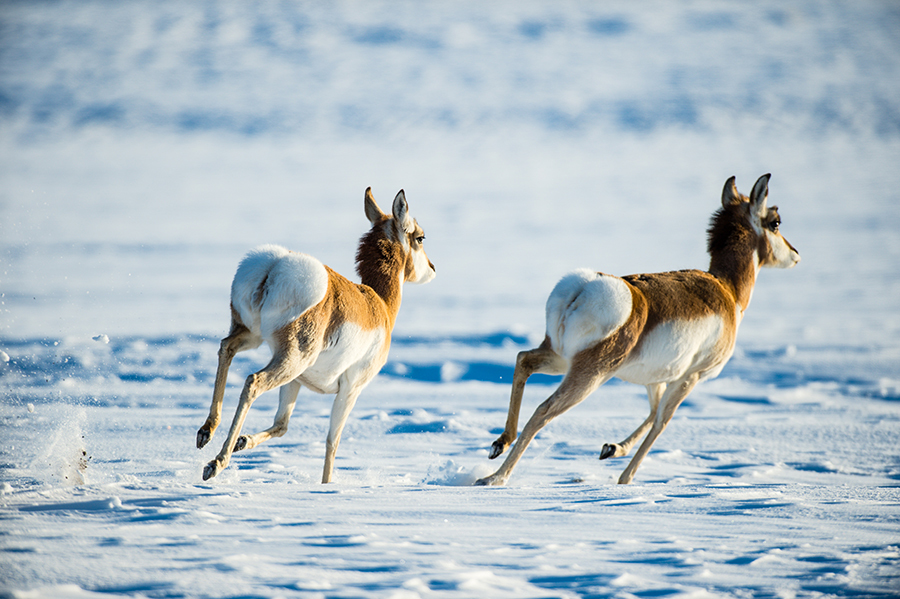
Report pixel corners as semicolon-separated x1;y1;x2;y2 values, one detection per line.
615;315;728;385
297;322;386;394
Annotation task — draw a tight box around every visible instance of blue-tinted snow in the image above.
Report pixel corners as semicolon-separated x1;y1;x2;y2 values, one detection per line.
1;2;899;598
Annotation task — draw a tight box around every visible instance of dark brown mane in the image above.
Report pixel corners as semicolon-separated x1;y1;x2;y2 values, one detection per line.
355;223;405;300
706;203;757;308
706;204;747;258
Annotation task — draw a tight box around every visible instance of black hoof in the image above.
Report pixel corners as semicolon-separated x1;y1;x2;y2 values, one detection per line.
599;443;617;460
488;441;506;460
233;436;247;452
474;474;505;486
197;427;212;449
202;461;218;481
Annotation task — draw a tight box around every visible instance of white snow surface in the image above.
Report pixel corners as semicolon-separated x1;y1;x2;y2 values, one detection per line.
1;2;899;598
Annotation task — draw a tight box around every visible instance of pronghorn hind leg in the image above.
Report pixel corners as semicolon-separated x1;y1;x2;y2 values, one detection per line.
617;373;700;484
476;349;616;486
600;382;666;460
203;343;314;481
197;317;261;449
233;379;302;452
476;370;614;486
489;338;566;460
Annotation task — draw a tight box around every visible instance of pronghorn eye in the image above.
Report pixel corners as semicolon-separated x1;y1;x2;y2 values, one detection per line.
415;235;425;244
767;219;780;232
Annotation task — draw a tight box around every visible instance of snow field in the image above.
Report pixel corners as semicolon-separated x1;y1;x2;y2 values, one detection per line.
2;1;900;597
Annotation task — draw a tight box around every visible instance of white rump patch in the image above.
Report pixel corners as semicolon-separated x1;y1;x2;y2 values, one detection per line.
231;244;329;338
545;269;633;360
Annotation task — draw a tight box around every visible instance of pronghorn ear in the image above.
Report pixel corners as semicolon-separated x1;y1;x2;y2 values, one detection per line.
364;187;387;225
749;173;771;217
721;176;742;207
392;189;413;233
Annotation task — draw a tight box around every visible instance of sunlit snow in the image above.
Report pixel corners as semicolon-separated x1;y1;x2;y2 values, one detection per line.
2;2;899;597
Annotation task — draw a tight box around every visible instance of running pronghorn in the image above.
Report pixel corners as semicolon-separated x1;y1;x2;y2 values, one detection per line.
197;188;435;483
476;174;799;486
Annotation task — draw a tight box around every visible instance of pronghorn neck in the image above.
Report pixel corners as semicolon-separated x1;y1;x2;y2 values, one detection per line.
706;206;759;314
355;227;405;326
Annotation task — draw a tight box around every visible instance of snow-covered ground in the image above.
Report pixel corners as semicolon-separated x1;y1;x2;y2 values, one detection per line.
1;2;899;597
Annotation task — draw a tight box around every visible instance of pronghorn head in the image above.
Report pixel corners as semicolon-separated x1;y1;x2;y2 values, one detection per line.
360;187;436;285
715;174;801;270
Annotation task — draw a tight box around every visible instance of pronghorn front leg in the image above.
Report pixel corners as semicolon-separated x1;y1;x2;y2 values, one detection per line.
197;324;257;449
489;340;566;460
600;382;665;460
617;373;700;484
322;379;365;484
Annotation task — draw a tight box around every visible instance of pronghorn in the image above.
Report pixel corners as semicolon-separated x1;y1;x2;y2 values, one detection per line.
476;174;799;486
197;188;435;483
